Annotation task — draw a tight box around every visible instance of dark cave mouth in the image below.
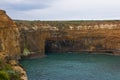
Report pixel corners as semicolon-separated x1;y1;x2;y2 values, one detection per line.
45;39;117;55
45;39;85;55
45;39;73;54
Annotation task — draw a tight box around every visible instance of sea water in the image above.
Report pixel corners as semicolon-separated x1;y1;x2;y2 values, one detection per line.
20;53;120;80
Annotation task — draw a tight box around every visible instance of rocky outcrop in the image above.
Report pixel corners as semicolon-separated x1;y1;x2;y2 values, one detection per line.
0;10;27;80
15;20;120;56
9;60;28;80
0;10;20;59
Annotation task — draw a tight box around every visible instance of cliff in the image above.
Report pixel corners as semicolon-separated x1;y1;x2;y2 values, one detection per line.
15;20;120;56
0;10;20;60
0;10;27;80
2;9;119;79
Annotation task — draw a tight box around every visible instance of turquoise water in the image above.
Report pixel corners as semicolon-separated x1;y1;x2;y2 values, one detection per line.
20;53;120;80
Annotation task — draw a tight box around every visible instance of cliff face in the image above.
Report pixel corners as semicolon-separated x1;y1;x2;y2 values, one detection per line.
17;22;50;57
0;10;21;60
45;29;120;54
16;20;120;56
0;10;27;80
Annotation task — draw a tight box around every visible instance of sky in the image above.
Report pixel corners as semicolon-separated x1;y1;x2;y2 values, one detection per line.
0;0;120;20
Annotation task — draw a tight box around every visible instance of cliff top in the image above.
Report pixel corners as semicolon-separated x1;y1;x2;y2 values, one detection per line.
0;10;16;28
0;10;6;15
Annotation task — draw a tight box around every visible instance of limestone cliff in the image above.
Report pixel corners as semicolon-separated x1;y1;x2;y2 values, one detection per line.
0;10;27;80
15;21;50;58
15;20;120;56
0;10;20;60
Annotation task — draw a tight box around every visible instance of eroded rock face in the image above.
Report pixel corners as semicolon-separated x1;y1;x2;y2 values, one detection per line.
0;10;28;80
19;28;49;58
0;10;21;60
16;20;120;55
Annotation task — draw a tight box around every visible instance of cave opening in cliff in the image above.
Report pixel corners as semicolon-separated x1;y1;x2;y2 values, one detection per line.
44;37;120;55
45;39;68;54
45;40;59;54
45;39;86;55
45;39;78;55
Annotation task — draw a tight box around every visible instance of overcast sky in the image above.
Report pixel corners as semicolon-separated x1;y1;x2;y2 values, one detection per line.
0;0;120;20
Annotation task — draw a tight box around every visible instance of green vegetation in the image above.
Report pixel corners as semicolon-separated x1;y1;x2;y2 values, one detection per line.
23;47;30;56
0;71;9;80
15;20;120;30
0;60;21;80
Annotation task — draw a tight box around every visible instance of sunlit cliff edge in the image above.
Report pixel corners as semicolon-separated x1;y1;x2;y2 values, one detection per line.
0;10;27;80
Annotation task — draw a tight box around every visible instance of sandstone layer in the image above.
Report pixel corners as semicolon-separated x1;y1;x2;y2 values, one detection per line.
0;10;27;80
16;20;120;56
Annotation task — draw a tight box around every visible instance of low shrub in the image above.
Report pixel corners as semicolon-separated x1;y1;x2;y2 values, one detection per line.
0;71;10;80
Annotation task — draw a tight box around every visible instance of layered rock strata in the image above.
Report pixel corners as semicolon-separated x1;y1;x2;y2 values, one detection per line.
16;20;120;56
0;10;27;80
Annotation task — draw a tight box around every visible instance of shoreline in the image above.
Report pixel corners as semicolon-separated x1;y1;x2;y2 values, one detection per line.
20;50;120;59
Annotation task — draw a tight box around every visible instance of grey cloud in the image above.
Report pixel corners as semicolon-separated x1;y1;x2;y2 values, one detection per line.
0;0;55;11
10;3;50;11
